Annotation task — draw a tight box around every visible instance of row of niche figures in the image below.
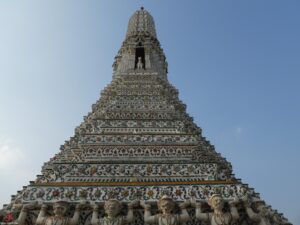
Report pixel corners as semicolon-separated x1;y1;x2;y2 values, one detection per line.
1;195;290;225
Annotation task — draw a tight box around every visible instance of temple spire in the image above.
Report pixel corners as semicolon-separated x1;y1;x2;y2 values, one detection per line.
113;8;167;78
126;7;157;39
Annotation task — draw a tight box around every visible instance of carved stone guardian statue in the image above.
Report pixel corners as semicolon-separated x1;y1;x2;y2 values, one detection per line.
192;194;239;225
0;202;22;224
140;195;190;225
16;202;38;225
36;200;82;225
91;199;134;225
243;198;272;225
0;201;37;225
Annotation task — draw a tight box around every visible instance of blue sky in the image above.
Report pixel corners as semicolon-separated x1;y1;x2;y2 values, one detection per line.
0;1;299;224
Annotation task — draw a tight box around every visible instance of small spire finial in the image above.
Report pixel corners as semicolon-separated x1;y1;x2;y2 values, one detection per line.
141;6;144;10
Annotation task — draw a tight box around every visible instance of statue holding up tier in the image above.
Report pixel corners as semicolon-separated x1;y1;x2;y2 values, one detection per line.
36;201;82;225
192;194;239;225
91;199;135;225
140;195;190;225
0;202;22;224
0;201;37;225
243;198;272;225
16;202;38;225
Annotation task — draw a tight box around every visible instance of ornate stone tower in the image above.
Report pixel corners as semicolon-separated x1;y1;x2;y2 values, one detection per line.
0;7;291;225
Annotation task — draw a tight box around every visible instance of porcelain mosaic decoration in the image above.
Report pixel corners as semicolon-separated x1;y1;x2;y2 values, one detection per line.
0;8;291;225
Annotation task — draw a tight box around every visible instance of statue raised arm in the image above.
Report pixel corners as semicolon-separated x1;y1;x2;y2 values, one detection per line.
141;195;190;225
91;199;134;225
243;199;272;225
36;201;82;225
17;202;38;225
194;194;239;225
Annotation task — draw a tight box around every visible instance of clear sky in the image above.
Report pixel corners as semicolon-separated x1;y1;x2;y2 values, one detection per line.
0;0;299;224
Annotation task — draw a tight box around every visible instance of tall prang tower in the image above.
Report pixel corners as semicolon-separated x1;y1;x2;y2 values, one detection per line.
1;8;291;225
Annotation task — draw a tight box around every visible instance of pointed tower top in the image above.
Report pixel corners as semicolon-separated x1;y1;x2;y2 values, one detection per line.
126;7;157;39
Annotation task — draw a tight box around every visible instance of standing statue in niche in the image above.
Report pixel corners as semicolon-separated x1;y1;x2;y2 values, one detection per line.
192;194;239;225
140;195;190;225
137;57;144;69
91;199;135;225
36;201;82;225
243;199;272;225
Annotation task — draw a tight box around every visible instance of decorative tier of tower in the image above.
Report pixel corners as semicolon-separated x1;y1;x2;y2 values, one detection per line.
0;8;291;225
